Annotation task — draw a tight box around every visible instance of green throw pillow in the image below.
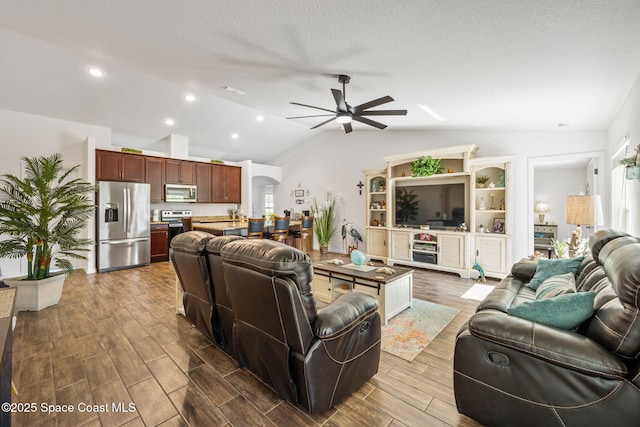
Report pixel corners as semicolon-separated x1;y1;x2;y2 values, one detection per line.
535;273;576;300
508;292;595;329
526;257;584;290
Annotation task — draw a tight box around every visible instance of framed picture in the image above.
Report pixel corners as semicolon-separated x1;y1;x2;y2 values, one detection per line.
295;189;305;197
493;218;505;234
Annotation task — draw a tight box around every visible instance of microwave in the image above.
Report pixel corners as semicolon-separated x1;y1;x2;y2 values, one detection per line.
165;184;197;202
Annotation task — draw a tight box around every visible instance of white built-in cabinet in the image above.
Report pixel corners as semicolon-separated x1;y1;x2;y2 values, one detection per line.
362;145;514;279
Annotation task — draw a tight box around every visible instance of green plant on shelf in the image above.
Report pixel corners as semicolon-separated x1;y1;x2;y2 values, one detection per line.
121;147;142;154
476;175;490;185
411;156;443;177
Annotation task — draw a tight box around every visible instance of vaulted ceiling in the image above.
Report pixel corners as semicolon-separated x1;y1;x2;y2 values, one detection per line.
1;1;640;163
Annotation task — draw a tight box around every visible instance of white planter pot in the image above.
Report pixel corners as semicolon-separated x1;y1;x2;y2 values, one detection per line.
4;274;66;311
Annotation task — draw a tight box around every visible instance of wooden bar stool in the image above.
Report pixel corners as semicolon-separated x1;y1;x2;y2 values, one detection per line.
272;216;291;245
293;215;314;252
247;218;265;239
181;217;193;231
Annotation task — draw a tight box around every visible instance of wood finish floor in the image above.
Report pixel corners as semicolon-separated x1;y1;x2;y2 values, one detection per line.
11;251;490;426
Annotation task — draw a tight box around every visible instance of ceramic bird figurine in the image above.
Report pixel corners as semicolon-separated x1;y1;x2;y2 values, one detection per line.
473;262;486;282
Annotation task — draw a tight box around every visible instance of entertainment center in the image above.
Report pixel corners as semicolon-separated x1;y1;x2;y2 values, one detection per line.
363;145;514;279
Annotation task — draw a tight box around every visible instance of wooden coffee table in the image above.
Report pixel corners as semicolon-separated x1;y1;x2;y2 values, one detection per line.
312;262;414;325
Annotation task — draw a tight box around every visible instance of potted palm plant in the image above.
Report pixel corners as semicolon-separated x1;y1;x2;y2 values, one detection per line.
310;191;337;254
0;153;95;311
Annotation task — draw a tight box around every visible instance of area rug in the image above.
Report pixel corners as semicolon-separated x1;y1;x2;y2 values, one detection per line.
381;299;459;361
461;284;495;301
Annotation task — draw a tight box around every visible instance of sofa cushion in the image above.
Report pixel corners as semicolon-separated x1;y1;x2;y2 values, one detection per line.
535;273;576;300
526;257;584;290
507;291;595;329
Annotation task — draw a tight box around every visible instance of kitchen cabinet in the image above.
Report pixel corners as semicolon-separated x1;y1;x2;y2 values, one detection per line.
145;157;165;202
196;163;212;203
150;223;169;262
165;160;196;185
96;150;145;182
212;164;241;203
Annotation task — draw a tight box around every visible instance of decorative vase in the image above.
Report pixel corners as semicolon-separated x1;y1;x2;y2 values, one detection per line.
319;245;328;254
4;273;66;311
626;165;640;180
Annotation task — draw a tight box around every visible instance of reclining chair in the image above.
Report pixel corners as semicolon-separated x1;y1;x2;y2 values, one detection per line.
205;235;245;356
221;239;381;413
170;231;220;344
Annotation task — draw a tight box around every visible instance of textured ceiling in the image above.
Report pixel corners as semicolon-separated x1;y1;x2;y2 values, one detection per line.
1;0;639;163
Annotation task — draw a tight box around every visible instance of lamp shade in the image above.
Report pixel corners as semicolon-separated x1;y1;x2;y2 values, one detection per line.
565;195;603;226
534;202;549;213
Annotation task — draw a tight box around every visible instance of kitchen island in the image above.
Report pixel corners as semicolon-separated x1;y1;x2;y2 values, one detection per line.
193;220;301;236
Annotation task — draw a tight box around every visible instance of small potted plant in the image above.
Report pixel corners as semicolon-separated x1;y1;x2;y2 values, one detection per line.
477;224;485;233
620;144;640;180
411;156;443;177
551;238;569;258
0;153;95;311
476;175;490;188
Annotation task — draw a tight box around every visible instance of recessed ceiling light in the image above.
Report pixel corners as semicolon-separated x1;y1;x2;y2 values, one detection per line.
231;133;239;140
164;118;175;126
557;123;570;127
184;94;196;102
256;115;264;122
88;67;104;78
222;86;246;95
417;104;445;122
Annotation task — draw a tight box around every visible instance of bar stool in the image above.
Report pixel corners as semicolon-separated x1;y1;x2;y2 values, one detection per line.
247;218;265;239
293;215;314;253
272;216;291;244
181;217;193;231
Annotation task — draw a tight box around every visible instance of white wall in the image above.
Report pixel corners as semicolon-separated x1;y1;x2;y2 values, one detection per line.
274;129;607;257
0;109;111;278
608;74;640;236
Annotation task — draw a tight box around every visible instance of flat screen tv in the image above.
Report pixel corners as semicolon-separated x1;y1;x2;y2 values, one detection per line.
395;181;467;228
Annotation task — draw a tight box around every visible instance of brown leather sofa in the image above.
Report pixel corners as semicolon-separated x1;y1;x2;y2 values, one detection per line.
170;231;219;343
221;239;381;413
454;229;640;426
172;233;381;413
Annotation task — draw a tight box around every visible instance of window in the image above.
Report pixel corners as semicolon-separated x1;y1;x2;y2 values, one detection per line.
611;137;630;231
264;191;274;215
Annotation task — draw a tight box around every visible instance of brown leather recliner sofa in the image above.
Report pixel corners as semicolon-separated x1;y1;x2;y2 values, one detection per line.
171;233;381;413
221;239;381;413
454;229;640;427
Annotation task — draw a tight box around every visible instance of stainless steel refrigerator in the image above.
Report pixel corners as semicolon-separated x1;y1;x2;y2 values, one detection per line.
97;181;151;272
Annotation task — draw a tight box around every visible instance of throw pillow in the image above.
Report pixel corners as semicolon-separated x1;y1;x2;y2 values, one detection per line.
535;272;576;300
508;291;595;329
526;257;584;290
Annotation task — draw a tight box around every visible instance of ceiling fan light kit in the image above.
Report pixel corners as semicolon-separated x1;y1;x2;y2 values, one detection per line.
287;74;407;133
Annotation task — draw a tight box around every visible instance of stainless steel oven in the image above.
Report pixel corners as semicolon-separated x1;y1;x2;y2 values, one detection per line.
161;210;192;248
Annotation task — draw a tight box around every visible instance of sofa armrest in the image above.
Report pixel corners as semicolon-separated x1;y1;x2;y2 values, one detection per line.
468;310;627;379
313;292;378;339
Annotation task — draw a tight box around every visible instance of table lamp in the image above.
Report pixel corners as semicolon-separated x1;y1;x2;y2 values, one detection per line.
534;202;549;224
565;194;603;243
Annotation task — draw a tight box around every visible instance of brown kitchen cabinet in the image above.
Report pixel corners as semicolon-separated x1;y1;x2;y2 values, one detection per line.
145;157;165;202
165;160;196;185
212;164;241;203
150;223;169;262
196;163;212;203
96;150;145;182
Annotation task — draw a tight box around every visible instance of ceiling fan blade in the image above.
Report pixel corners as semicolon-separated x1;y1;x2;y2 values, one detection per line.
352;115;387;130
290;102;336;113
287;114;335;119
331;89;347;111
353;96;394;113
310;117;336;129
343;122;353;134
358;109;407;116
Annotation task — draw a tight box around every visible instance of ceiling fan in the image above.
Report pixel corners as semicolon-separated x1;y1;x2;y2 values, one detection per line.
287;74;407;133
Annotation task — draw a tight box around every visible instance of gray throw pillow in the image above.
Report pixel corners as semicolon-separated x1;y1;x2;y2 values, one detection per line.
526;257;584;290
535;273;576;300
